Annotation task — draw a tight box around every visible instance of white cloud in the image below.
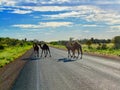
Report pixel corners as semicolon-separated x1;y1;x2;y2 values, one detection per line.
110;26;120;30
1;0;120;7
42;5;120;25
21;0;38;3
107;25;120;32
1;1;120;27
46;0;120;5
93;0;120;4
1;4;120;25
107;29;120;33
0;0;88;7
43;6;99;19
12;22;73;29
44;32;52;35
83;24;97;27
41;0;70;4
83;30;90;33
12;24;40;28
39;22;73;28
111;26;120;29
0;0;17;6
11;9;32;14
15;6;70;12
45;11;81;19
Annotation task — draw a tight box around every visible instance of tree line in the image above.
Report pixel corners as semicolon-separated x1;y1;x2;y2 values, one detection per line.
0;37;32;50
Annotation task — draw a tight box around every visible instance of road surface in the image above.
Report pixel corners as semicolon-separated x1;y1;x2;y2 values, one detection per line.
12;48;120;90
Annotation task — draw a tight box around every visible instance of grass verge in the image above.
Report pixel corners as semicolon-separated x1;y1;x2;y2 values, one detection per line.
49;44;120;57
0;45;32;67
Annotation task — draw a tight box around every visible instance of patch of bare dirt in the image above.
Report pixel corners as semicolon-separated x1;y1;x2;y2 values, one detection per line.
0;49;33;90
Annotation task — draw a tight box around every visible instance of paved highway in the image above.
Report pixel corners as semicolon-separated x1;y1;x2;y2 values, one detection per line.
12;47;120;90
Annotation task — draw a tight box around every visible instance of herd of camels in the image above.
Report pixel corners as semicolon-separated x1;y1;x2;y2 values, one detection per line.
33;42;51;57
33;40;83;59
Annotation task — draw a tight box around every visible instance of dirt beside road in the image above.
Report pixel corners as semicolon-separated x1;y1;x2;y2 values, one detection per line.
0;48;33;90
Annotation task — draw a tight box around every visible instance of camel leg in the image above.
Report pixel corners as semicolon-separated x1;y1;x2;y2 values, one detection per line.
37;50;39;57
68;50;70;58
70;50;73;58
71;50;74;58
44;50;46;57
77;49;80;59
72;50;75;58
48;49;51;57
35;51;37;57
47;50;49;55
68;49;72;58
41;50;43;57
80;47;83;59
45;50;48;57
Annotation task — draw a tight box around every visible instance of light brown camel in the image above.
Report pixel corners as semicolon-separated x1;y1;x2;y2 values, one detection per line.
65;41;83;59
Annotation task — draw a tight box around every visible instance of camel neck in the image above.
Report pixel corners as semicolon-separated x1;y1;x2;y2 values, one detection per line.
39;44;43;49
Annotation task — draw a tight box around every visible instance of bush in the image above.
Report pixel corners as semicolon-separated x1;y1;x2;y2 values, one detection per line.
86;40;92;49
0;45;4;50
96;43;107;50
101;43;107;50
113;36;120;49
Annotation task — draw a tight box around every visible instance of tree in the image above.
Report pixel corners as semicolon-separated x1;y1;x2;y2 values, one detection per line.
0;45;4;50
69;37;74;42
113;36;120;49
86;40;92;49
25;38;27;41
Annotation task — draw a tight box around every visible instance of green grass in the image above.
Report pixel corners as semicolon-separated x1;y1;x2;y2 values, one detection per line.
49;44;66;50
0;45;32;67
82;44;120;56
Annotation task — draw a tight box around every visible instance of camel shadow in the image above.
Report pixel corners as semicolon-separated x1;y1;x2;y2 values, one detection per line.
22;57;40;61
58;58;76;62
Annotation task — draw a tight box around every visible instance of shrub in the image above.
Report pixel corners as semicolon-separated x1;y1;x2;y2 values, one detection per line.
101;43;107;50
86;40;92;49
113;36;120;49
0;45;4;50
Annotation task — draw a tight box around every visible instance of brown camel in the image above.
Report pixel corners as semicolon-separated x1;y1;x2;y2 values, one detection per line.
39;43;51;57
33;43;39;57
65;41;83;59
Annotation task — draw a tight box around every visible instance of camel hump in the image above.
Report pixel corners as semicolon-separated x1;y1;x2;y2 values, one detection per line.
70;41;78;45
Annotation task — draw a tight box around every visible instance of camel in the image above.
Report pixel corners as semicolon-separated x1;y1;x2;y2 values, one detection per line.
33;43;39;57
65;41;83;59
39;43;51;57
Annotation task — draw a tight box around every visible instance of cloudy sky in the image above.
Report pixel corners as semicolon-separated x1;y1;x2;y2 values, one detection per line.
0;0;120;41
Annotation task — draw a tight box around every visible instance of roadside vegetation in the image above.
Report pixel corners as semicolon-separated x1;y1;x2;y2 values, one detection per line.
49;36;120;57
0;37;32;67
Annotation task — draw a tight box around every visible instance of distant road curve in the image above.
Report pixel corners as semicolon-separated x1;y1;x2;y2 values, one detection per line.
12;47;120;90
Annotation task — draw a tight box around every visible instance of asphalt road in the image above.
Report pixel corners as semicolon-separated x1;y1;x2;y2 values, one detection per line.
11;47;120;90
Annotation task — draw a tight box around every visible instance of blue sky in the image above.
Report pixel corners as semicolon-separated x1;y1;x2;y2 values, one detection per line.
0;0;120;41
